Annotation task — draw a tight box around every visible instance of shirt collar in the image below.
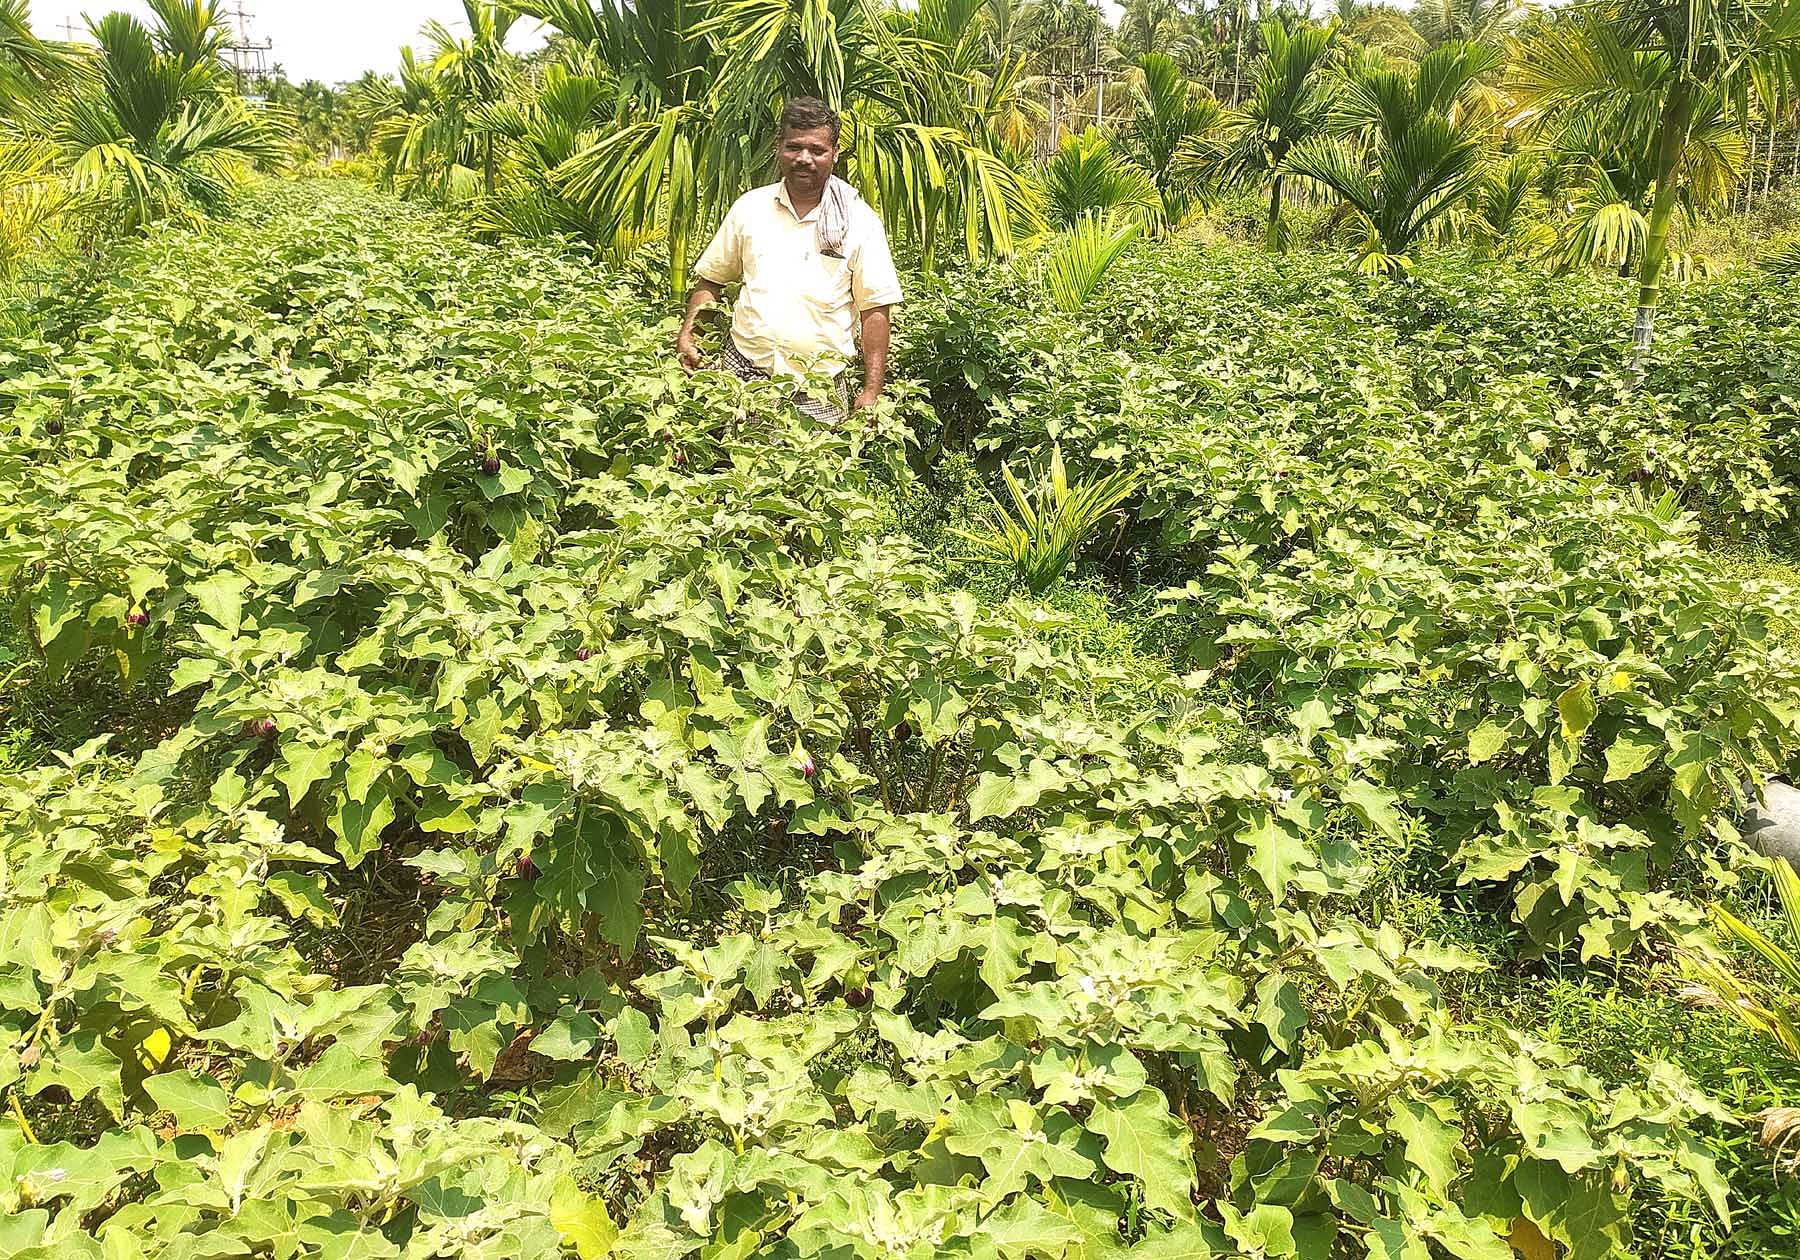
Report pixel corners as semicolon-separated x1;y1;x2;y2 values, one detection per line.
773;180;822;223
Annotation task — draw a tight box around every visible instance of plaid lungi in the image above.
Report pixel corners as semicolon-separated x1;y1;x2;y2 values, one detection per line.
722;339;850;426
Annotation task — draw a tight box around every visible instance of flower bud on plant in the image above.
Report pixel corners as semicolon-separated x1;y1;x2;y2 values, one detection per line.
127;609;149;628
672;449;687;467
799;753;817;779
245;717;277;739
575;646;593;662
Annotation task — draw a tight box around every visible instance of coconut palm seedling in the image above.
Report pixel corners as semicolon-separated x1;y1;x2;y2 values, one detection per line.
1685;855;1800;1166
957;444;1138;594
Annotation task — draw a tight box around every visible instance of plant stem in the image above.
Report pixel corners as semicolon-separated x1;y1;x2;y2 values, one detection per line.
1632;80;1694;371
8;1092;37;1143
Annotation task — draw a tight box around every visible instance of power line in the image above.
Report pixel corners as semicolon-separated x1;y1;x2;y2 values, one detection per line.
222;2;273;98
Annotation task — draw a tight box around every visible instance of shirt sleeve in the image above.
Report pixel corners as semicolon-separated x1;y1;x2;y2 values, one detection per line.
851;214;903;311
692;203;742;286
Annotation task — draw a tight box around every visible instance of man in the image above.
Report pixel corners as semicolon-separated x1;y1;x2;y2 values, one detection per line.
676;97;901;424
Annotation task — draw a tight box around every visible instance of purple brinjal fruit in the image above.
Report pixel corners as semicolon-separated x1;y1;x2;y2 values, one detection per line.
482;454;502;476
844;986;872;1009
45;419;63;436
575;647;593;662
517;852;539;880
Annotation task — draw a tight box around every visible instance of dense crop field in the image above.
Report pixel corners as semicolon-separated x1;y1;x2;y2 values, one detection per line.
7;180;1800;1258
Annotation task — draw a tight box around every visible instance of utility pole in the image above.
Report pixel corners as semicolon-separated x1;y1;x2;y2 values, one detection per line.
1093;10;1105;131
222;2;273;99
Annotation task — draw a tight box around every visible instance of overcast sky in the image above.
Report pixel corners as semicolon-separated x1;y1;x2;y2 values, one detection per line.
31;1;548;85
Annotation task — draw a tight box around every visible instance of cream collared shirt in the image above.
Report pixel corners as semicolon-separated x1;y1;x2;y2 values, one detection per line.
693;181;903;380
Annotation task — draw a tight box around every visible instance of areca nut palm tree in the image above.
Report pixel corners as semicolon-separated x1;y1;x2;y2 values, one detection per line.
1189;18;1338;251
0;0;81;116
545;0;1042;295
1285;39;1500;275
424;1;522;194
34;10;284;236
1041;125;1159;228
1510;0;1800;365
1126;51;1221;231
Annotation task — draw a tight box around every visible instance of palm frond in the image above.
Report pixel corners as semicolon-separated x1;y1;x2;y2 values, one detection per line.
955;444;1140;594
1039;212;1140;311
1686;856;1800;1065
1041;126;1158;228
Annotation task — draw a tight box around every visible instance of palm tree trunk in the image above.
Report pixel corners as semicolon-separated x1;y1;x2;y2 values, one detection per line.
1632;81;1693;370
670;223;691;301
1265;172;1285;251
1764;115;1777;198
484;135;495;196
1232;8;1244;106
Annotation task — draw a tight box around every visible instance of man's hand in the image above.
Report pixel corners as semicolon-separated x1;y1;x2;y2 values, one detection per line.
851;387;880;413
676;331;703;374
677;279;727;374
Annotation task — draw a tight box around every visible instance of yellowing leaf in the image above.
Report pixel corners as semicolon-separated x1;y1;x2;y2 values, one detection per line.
1509;1216;1554;1260
550;1179;617;1259
135;1026;173;1073
1556;679;1597;742
1468;720;1512;764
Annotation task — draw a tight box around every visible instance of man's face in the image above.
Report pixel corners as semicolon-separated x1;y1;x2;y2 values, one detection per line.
779;125;837;195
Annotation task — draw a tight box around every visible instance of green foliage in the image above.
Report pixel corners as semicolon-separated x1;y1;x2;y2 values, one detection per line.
1687;858;1800;1062
502;0;1045;292
1508;0;1800;358
903;237;1800;963
1184;19;1338;253
28;4;285;236
955;443;1138;591
6;179;1799;1258
1287;41;1499;275
1041;126;1158;230
1124;51;1221;231
1039;212;1141;311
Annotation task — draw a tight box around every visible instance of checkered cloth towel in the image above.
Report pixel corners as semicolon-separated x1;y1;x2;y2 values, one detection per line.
722;339;849;426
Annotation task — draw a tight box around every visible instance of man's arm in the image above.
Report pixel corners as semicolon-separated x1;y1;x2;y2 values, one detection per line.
853;304;891;410
676;279;728;373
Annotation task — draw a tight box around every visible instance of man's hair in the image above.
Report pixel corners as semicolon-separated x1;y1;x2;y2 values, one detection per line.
779;96;840;144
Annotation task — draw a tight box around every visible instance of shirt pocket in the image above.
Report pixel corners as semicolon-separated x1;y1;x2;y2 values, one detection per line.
804;252;853;308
